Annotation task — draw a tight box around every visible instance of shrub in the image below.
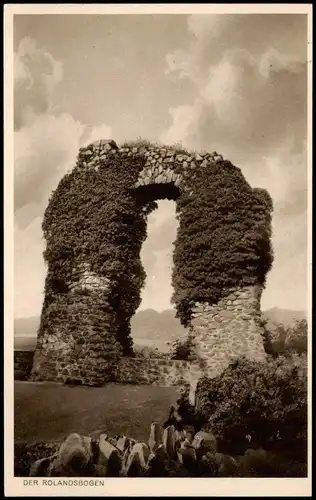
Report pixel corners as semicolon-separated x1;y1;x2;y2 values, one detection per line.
175;390;206;432
170;335;196;361
14;443;59;477
196;355;307;460
263;318;308;357
237;448;307;477
133;345;169;359
285;319;308;355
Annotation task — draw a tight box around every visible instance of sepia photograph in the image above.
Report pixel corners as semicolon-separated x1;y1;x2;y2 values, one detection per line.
5;3;312;497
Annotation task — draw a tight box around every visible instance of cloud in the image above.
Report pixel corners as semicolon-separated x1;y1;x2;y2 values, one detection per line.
140;246;175;311
168;15;306;77
14;114;114;232
14;37;63;130
14;217;46;318
14;38;113;227
162;46;306;159
161;14;308;311
14;113;85;225
139;200;178;311
14;38;112;317
81;123;113;147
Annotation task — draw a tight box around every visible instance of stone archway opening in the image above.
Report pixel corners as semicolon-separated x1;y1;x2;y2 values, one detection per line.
131;190;186;354
133;181;181;205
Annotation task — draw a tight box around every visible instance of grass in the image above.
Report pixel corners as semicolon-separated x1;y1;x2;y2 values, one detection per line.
14;381;179;444
119;137;200;156
120;137;160;149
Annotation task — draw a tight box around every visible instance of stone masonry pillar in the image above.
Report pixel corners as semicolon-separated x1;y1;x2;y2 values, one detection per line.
30;262;119;385
188;285;266;404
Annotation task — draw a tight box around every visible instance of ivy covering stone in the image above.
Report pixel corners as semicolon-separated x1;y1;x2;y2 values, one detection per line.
31;138;273;386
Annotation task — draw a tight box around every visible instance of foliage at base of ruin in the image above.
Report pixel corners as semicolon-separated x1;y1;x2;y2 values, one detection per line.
196;354;307;459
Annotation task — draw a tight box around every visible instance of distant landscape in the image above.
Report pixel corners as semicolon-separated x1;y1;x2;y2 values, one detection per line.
14;307;307;352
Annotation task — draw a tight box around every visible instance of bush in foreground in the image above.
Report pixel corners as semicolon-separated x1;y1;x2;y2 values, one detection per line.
195;354;307;460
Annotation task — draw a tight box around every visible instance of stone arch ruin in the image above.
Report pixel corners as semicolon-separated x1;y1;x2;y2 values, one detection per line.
31;139;273;399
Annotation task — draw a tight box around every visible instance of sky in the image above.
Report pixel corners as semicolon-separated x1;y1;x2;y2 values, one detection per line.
13;13;309;318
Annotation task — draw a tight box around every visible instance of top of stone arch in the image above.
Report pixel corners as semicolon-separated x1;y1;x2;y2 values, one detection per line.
79;138;227;190
81;138;224;162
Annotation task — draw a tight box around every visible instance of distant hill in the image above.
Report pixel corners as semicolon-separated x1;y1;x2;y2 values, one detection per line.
262;307;306;330
14;307;307;350
13;309;186;339
14;316;40;337
14;336;37;351
131;308;187;342
14;316;40;350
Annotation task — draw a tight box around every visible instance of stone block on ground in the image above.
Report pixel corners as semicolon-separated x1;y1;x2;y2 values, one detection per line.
183;427;195;443
116;436;130;453
29;455;57;477
178;441;197;471
49;433;94;476
98;434;117;457
163;425;176;459
146;444;170;477
106;436;119;447
148;422;162;452
123;442;150;477
192;430;217;456
97;434;122;477
174;429;185;444
131;442;150;468
123;451;143;477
